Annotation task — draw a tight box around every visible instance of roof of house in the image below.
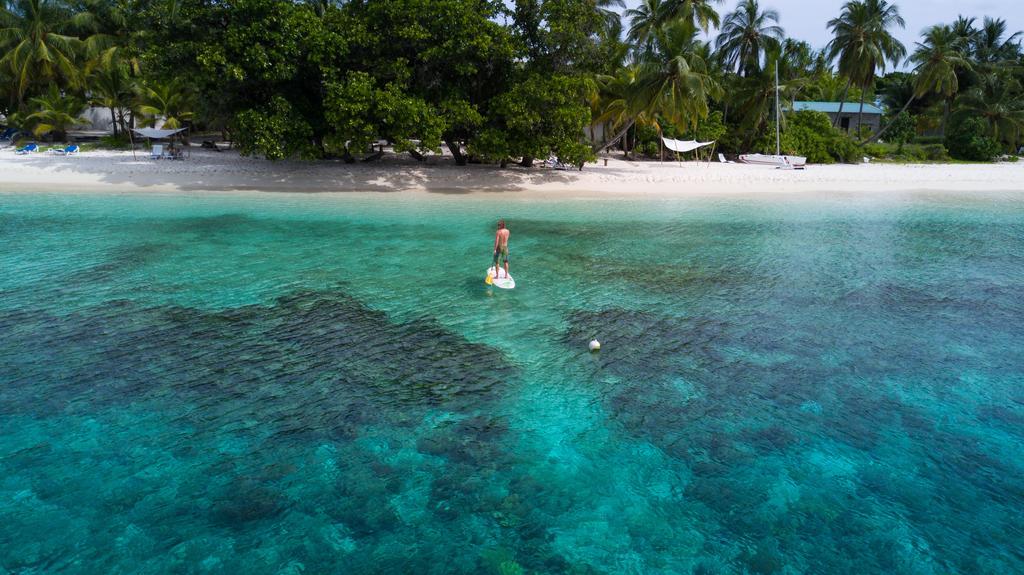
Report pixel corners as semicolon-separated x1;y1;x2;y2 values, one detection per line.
792;101;884;115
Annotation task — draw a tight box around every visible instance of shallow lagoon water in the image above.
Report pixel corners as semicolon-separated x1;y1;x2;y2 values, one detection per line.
1;190;1023;574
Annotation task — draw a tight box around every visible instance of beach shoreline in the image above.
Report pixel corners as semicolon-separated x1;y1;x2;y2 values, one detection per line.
1;148;1022;198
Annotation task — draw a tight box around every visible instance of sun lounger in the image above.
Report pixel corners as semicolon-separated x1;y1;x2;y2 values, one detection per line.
151;144;164;159
50;144;80;156
15;143;38;155
718;153;734;163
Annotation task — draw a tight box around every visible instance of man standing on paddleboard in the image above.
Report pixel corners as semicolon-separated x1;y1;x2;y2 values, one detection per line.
492;219;510;279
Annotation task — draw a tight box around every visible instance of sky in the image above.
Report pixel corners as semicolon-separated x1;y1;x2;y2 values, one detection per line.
624;0;1024;67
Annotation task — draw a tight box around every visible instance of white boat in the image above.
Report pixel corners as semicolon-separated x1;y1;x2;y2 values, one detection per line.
738;153;807;168
738;64;807;170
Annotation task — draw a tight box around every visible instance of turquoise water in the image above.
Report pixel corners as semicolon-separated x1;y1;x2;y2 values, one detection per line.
1;190;1023;574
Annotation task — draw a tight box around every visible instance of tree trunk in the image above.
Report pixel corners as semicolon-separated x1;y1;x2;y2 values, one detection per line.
520;156;534;167
857;91;865;138
833;78;852;128
593;119;636;153
941;99;950;138
446;139;466;165
861;96;915;144
408;149;425;161
110;108;118;137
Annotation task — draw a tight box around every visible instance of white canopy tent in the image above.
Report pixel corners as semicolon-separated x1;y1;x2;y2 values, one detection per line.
660;137;714;153
132;127;189;159
133;128;187;139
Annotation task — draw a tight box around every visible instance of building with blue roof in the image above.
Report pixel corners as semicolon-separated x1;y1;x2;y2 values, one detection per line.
790;101;885;135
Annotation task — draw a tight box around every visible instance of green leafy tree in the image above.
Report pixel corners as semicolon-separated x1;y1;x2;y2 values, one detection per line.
951;73;1024;150
474;73;594;167
87;57;135;136
883;110;915;151
868;24;973;143
0;0;84;104
825;0;905;131
137;77;194;128
24;83;88;140
323;71;445;161
235;96;316;159
945;115;1000;160
714;0;783;77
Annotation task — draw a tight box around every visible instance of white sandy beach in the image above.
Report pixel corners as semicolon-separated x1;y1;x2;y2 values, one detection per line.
1;147;1022;197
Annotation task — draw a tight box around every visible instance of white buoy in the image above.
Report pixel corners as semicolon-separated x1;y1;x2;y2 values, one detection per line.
589;339;601;352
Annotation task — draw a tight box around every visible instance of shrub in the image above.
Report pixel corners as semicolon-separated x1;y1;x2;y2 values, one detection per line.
863;143;889;158
643;141;660;157
920;143;950;161
780;110;860;163
945;117;1000;161
98;134;133;149
884;111;916;150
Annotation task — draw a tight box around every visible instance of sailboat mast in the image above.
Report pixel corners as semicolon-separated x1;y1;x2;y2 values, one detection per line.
775;63;781;156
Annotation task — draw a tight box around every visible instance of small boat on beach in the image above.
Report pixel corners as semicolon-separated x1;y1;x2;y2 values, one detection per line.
738;63;807;170
738;153;807;169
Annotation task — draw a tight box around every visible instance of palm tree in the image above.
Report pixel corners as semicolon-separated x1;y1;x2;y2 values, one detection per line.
866;24;973;143
731;42;810;148
825;0;905;132
634;20;722;131
662;0;721;34
137;78;194;129
950;15;978;45
25;83;88;141
714;0;783;77
88;58;135;136
0;0;84;105
596;0;626;37
971;17;1023;65
625;0;667;53
595;20;721;156
951;73;1024;149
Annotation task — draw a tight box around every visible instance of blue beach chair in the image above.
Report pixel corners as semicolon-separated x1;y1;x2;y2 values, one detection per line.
15;143;39;155
50;144;80;156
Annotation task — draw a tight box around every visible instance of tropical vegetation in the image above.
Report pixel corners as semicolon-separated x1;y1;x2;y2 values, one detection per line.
0;0;1021;162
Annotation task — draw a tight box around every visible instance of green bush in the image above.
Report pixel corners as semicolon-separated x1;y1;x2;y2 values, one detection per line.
945;117;1000;161
780;111;860;164
98;134;133;149
642;141;659;157
863;143;889;158
920;143;950;161
861;141;950;162
913;135;943;145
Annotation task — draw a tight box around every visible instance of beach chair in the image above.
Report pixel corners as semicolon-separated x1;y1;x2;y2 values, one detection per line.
150;144;164;159
15;143;38;155
51;144;80;156
718;153;734;163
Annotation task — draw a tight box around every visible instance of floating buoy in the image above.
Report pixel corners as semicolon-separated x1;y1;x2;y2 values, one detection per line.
589;339;601;352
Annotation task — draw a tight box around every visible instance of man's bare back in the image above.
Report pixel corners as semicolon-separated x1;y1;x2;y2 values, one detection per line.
492;219;510;278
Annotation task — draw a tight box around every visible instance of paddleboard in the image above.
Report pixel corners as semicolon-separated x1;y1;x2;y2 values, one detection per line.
487;267;516;289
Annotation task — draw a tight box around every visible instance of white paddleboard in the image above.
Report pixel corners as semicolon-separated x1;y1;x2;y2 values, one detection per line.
487;267;516;289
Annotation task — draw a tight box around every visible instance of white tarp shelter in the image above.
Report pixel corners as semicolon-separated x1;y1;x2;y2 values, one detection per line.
661;137;715;153
133;128;187;139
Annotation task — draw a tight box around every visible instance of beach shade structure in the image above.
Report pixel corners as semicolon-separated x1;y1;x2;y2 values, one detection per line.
15;143;38;154
661;137;715;154
133;127;189;159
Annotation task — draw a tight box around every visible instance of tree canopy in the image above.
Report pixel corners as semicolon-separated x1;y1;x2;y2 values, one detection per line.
1;0;1021;161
